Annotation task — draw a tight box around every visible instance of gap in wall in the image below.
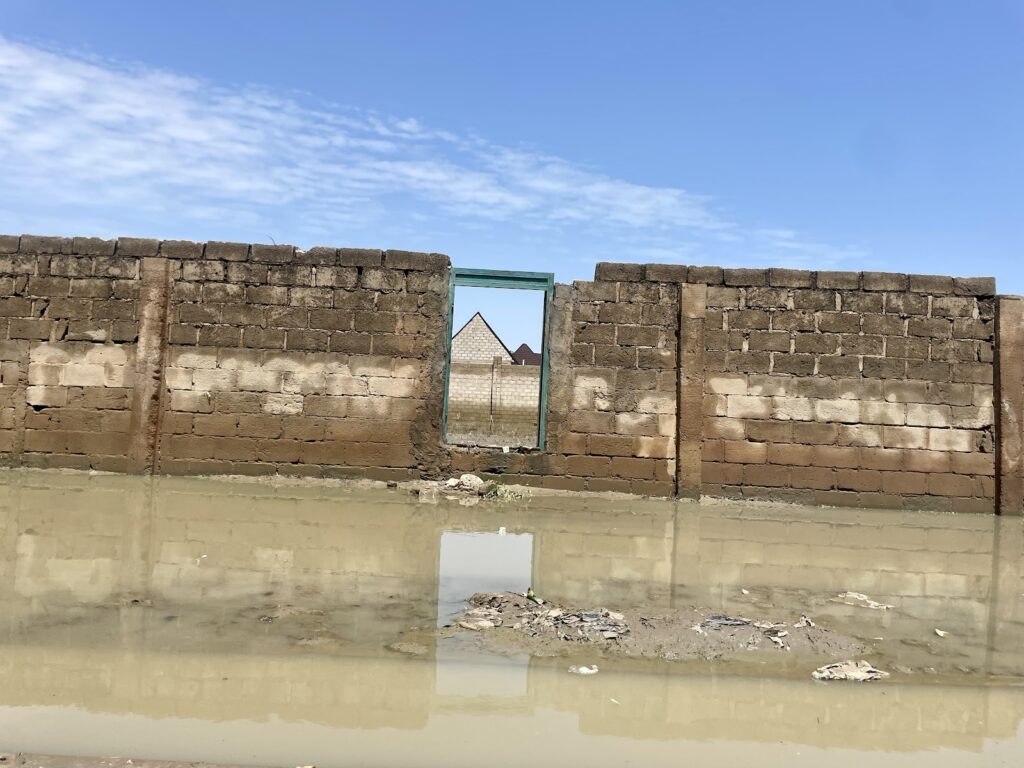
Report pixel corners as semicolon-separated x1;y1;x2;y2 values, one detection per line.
446;285;545;449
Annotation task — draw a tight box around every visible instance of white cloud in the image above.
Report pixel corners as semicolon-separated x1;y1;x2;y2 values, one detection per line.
0;35;865;270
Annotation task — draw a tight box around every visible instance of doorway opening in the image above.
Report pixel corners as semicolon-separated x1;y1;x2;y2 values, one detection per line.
442;269;554;450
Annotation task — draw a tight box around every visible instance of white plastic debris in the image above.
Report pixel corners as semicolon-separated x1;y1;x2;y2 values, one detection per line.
458;619;496;631
569;665;599;675
458;473;486;491
935;628;949;638
740;588;750;595
831;592;894;610
812;660;890;682
793;615;816;628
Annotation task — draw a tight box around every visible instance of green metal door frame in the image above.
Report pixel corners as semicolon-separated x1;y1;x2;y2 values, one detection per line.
442;267;555;450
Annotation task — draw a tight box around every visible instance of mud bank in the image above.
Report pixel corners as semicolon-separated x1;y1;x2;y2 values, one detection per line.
438;592;865;665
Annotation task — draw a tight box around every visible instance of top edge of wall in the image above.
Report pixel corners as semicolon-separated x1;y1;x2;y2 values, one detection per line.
592;262;997;297
0;234;450;271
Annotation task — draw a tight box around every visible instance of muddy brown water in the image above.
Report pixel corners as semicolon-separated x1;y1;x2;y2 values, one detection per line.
0;469;1022;767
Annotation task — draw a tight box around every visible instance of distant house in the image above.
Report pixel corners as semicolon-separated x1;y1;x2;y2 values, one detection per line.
511;343;542;366
451;312;514;363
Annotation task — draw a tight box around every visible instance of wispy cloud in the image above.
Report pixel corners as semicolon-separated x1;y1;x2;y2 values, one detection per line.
0;36;865;273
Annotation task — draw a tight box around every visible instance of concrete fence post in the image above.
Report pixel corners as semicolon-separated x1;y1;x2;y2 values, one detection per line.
996;296;1024;515
127;256;172;474
677;282;707;498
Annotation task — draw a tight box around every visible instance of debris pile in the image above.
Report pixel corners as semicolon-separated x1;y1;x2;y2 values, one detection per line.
460;592;630;643
831;592;894;610
812;660;890;682
441;592;865;664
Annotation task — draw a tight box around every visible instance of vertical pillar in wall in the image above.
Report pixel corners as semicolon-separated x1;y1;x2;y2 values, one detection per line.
127;257;172;474
677;282;707;499
995;296;1024;516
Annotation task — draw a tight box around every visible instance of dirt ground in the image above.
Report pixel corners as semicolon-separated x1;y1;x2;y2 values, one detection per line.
437;591;866;664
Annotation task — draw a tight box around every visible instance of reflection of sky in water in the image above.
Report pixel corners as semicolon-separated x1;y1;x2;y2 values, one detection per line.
437;531;533;627
436;531;534;699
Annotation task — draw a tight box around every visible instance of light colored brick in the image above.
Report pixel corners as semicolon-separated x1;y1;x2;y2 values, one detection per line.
771;397;814;421
706;374;747;395
262;393;303;415
726;395;772;419
906;403;953;428
859;401;906;425
927;428;975;452
814;399;860;423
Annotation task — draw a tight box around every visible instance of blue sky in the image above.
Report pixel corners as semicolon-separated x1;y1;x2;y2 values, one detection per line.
1;1;1022;319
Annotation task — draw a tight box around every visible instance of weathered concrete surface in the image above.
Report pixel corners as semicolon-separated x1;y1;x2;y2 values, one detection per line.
0;232;1013;510
127;256;171;473
996;296;1024;515
676;282;706;498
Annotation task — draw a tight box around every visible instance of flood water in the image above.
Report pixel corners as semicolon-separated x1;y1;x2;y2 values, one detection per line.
0;469;1022;767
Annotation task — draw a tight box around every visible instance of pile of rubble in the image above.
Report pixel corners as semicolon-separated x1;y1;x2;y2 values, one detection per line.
441;591;867;665
459;592;629;643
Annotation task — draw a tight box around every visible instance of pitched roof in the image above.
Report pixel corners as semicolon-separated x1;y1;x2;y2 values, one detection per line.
451;311;516;359
511;343;542;366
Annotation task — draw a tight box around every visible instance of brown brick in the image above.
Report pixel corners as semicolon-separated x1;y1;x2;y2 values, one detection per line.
771;311;815;331
768;268;812;288
702;461;742;484
863;271;908;291
609;456;656;479
160;240;203;258
812;445;859;468
817;271;860;289
909;274;954;294
251;243;295;263
0;235;20;253
886;336;928;359
242;327;286;348
953;276;995;296
594;262;643;281
286;329;329;351
70;237;115;256
643;263;689;282
566;454;611;476
743;464;791;487
928;473;975;497
688;265;724;285
20;235;70;254
773;354;817;375
791;466;836;490
206;241;250;261
722;440;767;464
907;317;951;338
861;357;905;378
953;319;992;340
836;469;882;492
588;434;637;457
745;287;788;308
748;331;791;352
818;312;860;333
885;292;929;316
767;443;813;465
729;310;769;330
384;250;448;270
724;268;767;287
616;325;661;346
116;237;159;256
792;290;835;311
881;471;928;495
8;318;51;339
862;314;904;335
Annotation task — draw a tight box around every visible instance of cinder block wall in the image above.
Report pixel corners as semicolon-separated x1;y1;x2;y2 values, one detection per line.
1;233;1020;512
